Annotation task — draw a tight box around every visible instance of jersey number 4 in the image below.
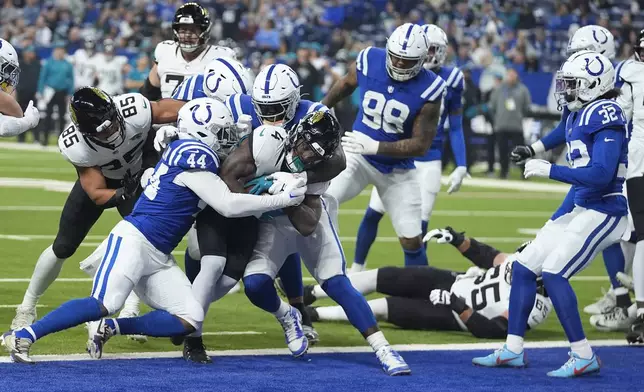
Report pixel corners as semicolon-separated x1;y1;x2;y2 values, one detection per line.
361;91;410;134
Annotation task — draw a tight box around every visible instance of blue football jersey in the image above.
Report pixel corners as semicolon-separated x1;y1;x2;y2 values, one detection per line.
125;139;220;254
417;66;464;162
564;99;628;216
172;57;251;101
224;93;328;132
353;46;446;173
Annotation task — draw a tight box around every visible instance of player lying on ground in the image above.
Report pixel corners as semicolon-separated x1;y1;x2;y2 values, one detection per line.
302;227;551;338
1;97;307;364
474;50;629;377
0;38;39;137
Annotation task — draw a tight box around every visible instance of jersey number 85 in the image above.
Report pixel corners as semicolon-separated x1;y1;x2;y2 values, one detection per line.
361;91;410;134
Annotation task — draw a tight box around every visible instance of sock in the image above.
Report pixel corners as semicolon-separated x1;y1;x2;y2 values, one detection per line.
278;254;304;299
184;249;201;284
366;330;389;352
120;292;141;316
17;297;104;341
507;263;537;339
603;243;626;290
115;310;189;337
243;274;281;313
211;275;240;302
192;255;226;314
634;241;644;303
322;275;377;333
403;247;428;267
354;207;383;265
622;241;635;274
21;245;66;309
614;287;632;308
272;300;291;318
542;272;586;343
506;334;524;354
421;220;429;249
315;305;349;321
367;298;389;320
570;338;593;360
348;269;379;294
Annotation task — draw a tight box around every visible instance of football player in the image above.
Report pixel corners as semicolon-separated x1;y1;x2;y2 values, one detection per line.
350;24;467;272
68;33;99;90
140;2;236;100
94;39;128;96
305;228;551;338
9;88;185;332
1;98;307;364
322;23;444;269
474;51;628;377
170;57;253;103
0;38;39;137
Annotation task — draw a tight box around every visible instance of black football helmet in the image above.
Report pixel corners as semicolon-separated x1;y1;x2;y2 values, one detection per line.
172;2;211;54
70;87;125;148
635;29;644;62
285;111;341;173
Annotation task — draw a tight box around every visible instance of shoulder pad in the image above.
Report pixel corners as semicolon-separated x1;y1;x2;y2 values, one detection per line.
356;46;381;77
616;59;642;84
154;40;177;64
420;70;447;102
58;124;95;167
114;93;153;131
225;93;254;122
251;126;287;177
172;75;206;101
162;139;220;172
578;100;627;133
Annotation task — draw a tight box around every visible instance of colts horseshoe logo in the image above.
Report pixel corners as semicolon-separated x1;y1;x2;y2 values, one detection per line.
205;73;223;93
593;29;608;44
584;56;604;77
191;104;213;126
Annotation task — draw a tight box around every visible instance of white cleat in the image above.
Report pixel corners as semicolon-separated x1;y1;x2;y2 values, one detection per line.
590;306;635;332
10;306;37;330
2;331;34;364
118;308;147;343
375;346;411;376
583;289;616;315
86;319;116;359
277;306;308;357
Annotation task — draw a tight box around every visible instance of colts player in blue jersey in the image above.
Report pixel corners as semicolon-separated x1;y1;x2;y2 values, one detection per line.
474;50;628;377
1;98;306;364
348;24;467;273
322;23;445;270
511;25;635;327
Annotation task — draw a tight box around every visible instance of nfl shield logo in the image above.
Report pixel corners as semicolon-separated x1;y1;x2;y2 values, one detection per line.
387;86;394;93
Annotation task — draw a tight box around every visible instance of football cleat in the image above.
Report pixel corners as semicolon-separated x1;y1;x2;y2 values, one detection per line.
303;285;317;306
2;330;34;364
302;325;319;345
626;314;644;344
375;346;411;376
86;319;116;359
183;336;212;364
305;306;319;322
277;306;308;357
547;351;600;378
583;289;616;315
118;308;147;343
472;345;526;368
590;306;634;332
10;306;36;330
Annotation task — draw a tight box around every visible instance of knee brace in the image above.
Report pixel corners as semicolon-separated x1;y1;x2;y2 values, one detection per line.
52;237;79;259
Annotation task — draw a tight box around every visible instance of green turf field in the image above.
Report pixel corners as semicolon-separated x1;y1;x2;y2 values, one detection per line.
0;144;625;356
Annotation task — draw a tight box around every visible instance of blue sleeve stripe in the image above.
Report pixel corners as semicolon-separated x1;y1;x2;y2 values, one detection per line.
362;47;371;75
225;96;239;122
356;50;364;72
445;68;459;86
171;143;220;168
217;57;247;94
181;76;193;101
168;141;208;166
232;94;243;120
173;78;188;100
422;77;446;101
452;70;464;88
580;100;605;126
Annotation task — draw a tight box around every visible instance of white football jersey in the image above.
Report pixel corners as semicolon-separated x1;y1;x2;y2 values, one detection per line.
59;93;152;180
68;49;98;89
94;54;128;96
154;40;237;98
616;59;644;141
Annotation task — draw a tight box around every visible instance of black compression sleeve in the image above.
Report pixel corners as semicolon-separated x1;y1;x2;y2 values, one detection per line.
465;313;508;339
103;188;126;209
140;77;162;101
462;238;501;269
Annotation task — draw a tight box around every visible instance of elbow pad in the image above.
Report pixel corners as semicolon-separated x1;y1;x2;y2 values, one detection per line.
140;77;162;101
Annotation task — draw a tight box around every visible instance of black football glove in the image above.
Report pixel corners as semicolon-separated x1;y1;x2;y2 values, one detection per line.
510;145;535;164
122;169;142;199
445;226;466;247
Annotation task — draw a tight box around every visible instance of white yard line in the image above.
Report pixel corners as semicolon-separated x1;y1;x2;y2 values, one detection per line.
0;305;47;308
201;331;265;336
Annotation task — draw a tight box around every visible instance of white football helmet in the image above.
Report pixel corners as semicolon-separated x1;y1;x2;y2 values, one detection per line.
177;97;238;151
0;39;20;93
567;25;616;60
251;63;301;124
386;23;429;81
555;50;615;112
203;57;254;101
421;24;448;69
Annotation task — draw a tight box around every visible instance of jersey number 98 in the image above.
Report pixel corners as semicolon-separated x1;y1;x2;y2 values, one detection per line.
361;91;410;134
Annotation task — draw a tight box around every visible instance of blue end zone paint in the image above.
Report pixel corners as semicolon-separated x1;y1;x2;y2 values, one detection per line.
1;347;639;392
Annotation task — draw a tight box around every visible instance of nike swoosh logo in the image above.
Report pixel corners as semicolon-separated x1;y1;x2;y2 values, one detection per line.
496;355;518;365
604;138;615;142
573;361;594;375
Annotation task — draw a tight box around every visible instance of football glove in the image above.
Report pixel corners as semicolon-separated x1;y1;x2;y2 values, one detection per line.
524;159;552;179
22;100;40;129
140;167;155;188
122;169;142;199
510;145;535;164
429;289;451;306
341;131;379;155
236;114;253;137
266;172;304;195
455;266;486;282
245;176;274;195
447;166;468;194
153;125;178;152
422;226;465;247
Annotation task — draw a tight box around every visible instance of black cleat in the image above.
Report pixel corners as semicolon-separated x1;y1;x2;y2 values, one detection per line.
183;336;212;364
303;285;317;306
626;315;644;344
170;335;185;346
305;306;319;323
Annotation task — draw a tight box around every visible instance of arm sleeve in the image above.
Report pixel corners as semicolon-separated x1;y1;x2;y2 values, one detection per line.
465;313;508;339
539;118;567;151
448;112;467;167
549;186;575;221
176;170;292;218
462;238;501;269
0;114;30;137
549;128;623;188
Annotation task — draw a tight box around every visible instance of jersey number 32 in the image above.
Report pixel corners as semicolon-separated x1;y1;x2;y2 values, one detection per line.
361;91;410;134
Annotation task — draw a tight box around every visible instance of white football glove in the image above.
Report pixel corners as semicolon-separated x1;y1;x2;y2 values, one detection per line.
236;114;253;137
429;289;451;306
454;266;486;282
447;166;468;194
140;167;155;188
422;228;453;244
153;125;178;152
266;171;306;195
279;177;307;207
22;100;40;129
341;131;379;155
524;159;552;179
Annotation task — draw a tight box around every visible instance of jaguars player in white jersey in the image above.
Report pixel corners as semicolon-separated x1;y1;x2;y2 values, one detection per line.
304;228;551;338
9;87;186;331
2;98;307;364
322;23;444;269
0;38;39;137
475;51;628;377
68;34;99;90
94;39;128;96
350;24;467;272
141;2;236;100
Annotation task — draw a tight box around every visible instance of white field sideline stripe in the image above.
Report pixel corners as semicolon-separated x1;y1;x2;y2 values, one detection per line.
0;305;47;308
0;340;628;363
201;331;265;336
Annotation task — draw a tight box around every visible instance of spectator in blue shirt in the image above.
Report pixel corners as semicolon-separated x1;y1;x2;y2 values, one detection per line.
125;55;150;93
37;44;74;146
320;0;345;28
254;19;281;52
22;0;41;25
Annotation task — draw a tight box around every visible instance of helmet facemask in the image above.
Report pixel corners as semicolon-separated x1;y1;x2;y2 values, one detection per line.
425;43;447;69
173;23;209;54
555;73;587;111
0;56;19;93
385;49;425;81
90;111;125;149
252;88;300;125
